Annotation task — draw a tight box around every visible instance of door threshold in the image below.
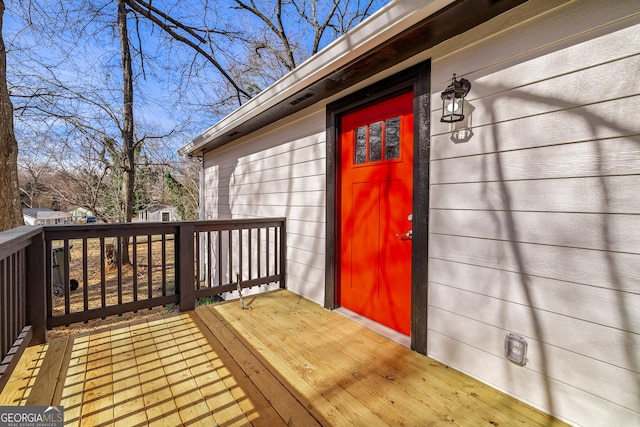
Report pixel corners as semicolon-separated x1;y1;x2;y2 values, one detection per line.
334;307;411;348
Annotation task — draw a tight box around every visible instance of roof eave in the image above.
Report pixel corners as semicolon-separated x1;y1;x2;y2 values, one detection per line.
179;0;455;157
181;0;528;156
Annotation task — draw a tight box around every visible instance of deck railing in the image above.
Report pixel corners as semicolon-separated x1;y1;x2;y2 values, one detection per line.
0;226;43;390
0;218;286;388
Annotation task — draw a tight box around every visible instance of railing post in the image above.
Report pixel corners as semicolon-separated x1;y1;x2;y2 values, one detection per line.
178;223;196;312
25;229;47;345
279;220;287;289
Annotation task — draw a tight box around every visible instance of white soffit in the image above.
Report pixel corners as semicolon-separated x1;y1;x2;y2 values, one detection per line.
181;0;455;155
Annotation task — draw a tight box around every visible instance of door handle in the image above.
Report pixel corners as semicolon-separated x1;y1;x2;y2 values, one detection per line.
395;229;412;240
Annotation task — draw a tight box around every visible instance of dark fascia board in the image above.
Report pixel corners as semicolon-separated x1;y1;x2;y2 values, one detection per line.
190;0;527;156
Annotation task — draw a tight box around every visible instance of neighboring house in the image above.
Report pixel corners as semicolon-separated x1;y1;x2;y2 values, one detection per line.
69;207;94;223
138;204;180;222
180;1;639;426
23;208;71;225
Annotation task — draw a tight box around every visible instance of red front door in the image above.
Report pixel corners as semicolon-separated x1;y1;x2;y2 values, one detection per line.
339;90;414;335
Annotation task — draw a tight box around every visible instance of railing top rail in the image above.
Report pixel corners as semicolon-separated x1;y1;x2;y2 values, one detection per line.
43;222;181;240
192;218;286;232
0;225;44;260
43;218;286;240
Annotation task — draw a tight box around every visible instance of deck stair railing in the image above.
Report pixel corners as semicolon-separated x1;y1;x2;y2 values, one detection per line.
0;218;286;389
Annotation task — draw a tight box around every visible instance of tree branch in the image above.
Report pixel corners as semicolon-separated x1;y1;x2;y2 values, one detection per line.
125;0;251;102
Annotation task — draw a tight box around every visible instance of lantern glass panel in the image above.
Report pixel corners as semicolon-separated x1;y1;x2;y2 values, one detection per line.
440;75;470;123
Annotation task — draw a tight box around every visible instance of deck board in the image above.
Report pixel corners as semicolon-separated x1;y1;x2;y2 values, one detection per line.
59;333;89;424
111;325;148;426
134;319;183;427
0;290;568;426
82;328;115;426
25;335;68;406
154;316;218;426
233;293;442;424
190;310;287;427
197;305;318;426
203;301;399;426
258;291;539;426
0;344;45;406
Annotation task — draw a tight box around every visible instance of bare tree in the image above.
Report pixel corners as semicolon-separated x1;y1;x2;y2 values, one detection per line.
122;0;381;111
18;160;50;209
4;0;385;237
117;0;136;263
231;0;370;70
124;0;251;101
163;158;200;221
0;0;23;231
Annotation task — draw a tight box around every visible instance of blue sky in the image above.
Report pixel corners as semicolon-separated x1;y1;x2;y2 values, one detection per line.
4;0;388;161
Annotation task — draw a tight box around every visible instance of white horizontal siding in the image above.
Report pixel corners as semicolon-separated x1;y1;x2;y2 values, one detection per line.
430;234;639;293
225;158;326;188
287;233;325;257
215;175;325;196
431;176;640;214
430;210;640;253
285;269;325;305
431;138;640;184
429;258;640;332
430;0;639;88
427;0;640;425
431;97;639;160
429;305;638;412
228;141;324;169
285;218;326;238
203;108;327;304
430;282;639;374
428;331;639;426
432;54;640;136
224;191;325;209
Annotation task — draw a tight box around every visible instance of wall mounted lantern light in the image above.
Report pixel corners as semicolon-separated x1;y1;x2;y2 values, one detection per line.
440;74;471;123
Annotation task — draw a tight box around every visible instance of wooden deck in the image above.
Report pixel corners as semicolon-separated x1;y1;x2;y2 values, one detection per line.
0;290;567;426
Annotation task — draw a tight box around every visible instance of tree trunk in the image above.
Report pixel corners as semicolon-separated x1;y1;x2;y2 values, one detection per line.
118;0;134;264
0;1;24;232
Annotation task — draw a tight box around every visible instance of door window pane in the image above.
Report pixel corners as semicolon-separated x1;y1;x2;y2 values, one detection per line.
355;126;367;164
352;116;401;165
384;117;400;160
369;121;383;162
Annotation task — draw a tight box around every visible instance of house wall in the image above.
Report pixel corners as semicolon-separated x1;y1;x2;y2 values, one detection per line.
139;206;180;222
23;217;37;226
424;0;639;425
201;0;639;424
149;208;178;222
202;104;328;303
23;216;69;225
